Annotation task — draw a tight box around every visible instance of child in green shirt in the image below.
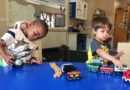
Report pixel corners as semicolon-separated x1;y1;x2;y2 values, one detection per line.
87;16;124;68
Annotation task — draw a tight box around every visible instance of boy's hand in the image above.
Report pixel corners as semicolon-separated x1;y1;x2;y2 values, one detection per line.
97;49;123;68
112;59;123;68
4;55;14;66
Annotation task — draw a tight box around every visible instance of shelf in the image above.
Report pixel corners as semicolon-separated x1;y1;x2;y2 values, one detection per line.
49;27;68;32
68;31;88;35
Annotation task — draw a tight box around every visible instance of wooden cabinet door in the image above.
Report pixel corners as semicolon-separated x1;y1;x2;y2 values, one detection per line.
113;8;127;49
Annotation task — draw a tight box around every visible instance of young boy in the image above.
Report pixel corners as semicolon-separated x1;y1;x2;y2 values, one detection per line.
0;19;48;66
87;16;124;68
0;19;62;77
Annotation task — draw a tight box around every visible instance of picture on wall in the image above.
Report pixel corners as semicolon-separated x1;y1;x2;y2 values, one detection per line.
55;13;65;27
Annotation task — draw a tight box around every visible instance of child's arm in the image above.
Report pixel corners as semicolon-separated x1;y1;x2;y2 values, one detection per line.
0;40;14;66
49;62;62;78
97;48;123;68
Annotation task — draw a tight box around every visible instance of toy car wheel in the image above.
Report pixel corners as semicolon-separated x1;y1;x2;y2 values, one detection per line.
124;78;128;82
102;71;105;73
123;77;127;82
124;78;129;82
76;77;79;80
108;72;111;74
122;76;126;81
128;79;130;82
69;78;72;80
88;69;91;71
67;77;72;80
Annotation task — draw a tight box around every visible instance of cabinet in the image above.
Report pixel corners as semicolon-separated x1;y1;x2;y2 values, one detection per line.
70;0;88;20
68;32;87;51
68;33;77;50
113;7;130;48
0;0;7;37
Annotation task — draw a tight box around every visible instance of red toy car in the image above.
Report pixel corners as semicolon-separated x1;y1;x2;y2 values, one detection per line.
122;70;130;82
67;71;81;80
100;66;114;74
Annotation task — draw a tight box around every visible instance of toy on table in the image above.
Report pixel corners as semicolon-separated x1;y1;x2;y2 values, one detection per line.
114;64;128;72
11;51;25;68
122;70;130;82
87;59;103;72
9;48;24;68
67;71;81;80
61;63;81;80
87;58;129;74
92;58;104;66
61;63;76;73
100;66;114;74
87;64;99;72
99;64;128;74
13;59;24;68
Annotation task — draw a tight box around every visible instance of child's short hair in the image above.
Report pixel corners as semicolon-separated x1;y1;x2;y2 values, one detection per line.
32;19;48;36
92;16;112;31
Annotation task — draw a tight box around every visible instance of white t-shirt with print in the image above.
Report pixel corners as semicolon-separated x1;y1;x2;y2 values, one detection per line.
1;28;37;66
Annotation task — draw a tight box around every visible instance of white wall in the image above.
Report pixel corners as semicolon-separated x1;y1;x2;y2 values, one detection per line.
42;31;67;48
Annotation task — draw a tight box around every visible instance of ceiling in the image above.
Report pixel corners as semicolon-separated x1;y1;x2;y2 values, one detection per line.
39;0;65;7
24;0;65;8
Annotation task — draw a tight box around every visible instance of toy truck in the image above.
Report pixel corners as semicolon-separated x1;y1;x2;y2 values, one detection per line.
114;64;128;72
100;66;114;74
67;71;81;80
92;59;104;67
87;58;104;72
122;70;130;82
87;64;99;72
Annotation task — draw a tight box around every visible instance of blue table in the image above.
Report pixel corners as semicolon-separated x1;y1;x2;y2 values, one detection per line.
0;62;130;90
